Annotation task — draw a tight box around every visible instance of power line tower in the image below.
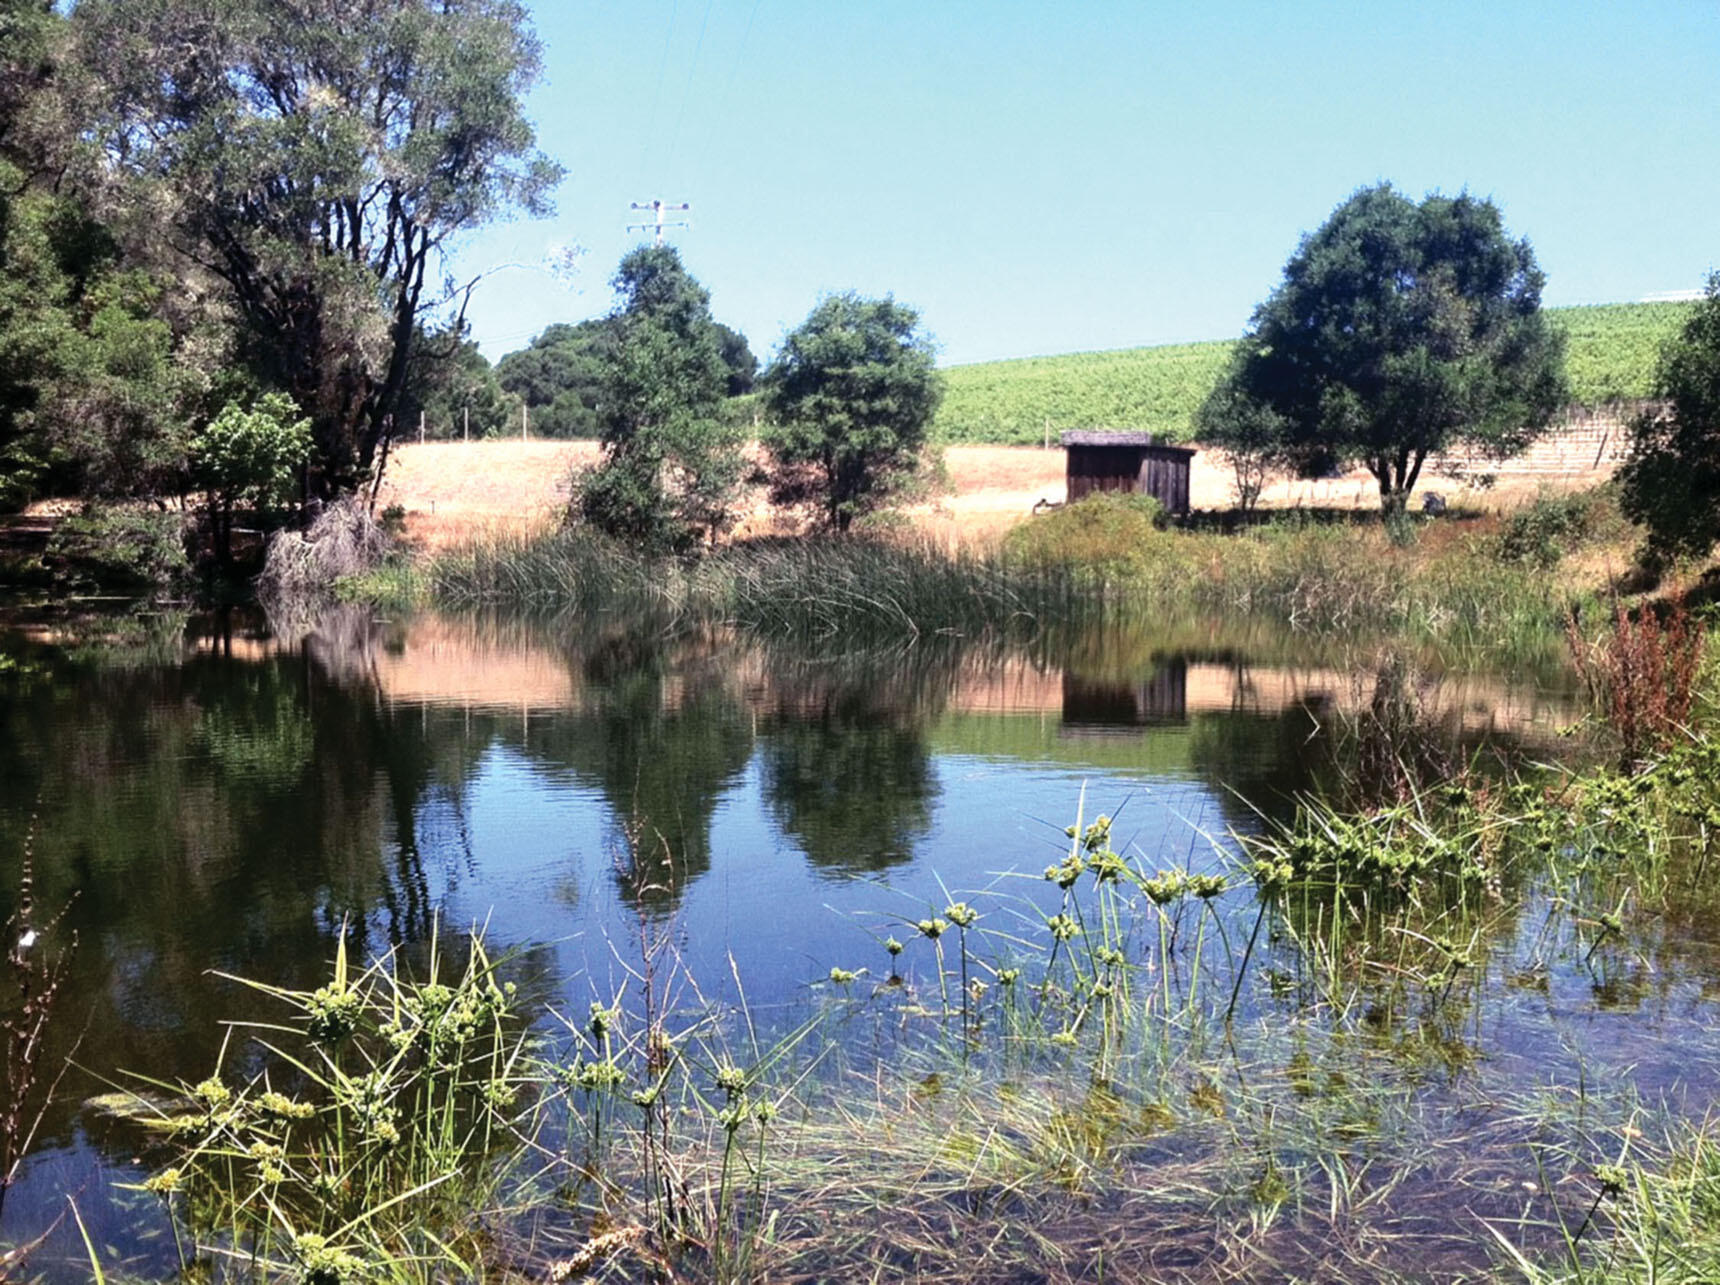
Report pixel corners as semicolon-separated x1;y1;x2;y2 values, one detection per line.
627;199;691;247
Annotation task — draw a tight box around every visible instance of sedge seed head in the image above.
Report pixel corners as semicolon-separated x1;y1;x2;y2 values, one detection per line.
143;1167;184;1196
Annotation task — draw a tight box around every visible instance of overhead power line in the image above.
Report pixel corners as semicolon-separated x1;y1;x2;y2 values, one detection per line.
627;199;692;247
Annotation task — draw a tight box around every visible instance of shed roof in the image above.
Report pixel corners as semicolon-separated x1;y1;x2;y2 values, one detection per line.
1060;430;1194;455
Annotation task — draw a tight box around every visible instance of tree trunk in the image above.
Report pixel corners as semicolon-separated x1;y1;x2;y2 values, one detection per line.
1371;448;1428;516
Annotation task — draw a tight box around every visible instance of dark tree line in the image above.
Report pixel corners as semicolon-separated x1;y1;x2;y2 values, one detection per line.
497;316;755;440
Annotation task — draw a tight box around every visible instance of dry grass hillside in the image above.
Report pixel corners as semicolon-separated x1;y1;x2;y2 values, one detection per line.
373;434;1622;549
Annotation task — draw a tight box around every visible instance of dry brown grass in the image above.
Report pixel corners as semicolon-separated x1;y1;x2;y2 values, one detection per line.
367;437;1623;550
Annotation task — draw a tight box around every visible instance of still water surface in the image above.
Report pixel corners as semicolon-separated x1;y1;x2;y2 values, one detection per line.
3;606;1713;1277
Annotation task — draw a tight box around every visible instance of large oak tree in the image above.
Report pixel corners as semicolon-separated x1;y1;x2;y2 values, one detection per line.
1202;184;1567;514
74;0;561;497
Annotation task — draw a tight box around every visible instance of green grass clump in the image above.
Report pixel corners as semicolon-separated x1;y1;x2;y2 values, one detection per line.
932;302;1695;445
125;931;529;1283
1000;501;1597;667
427;528;1099;646
1001;492;1168;576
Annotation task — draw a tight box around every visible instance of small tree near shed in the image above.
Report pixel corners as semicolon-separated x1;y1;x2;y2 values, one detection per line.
763;293;942;533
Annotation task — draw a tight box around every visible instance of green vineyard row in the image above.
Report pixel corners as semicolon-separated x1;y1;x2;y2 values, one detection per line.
932;300;1696;445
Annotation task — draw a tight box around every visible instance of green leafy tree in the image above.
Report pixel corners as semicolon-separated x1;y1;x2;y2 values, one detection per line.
0;1;62;170
1619;274;1720;562
1206;184;1568;514
496;320;619;438
0;171;199;509
398;327;519;441
498;318;753;437
0;173;92;507
188;393;312;563
0;4;195;508
73;0;562;498
1194;376;1286;512
714;322;758;397
762;293;942;532
575;246;743;550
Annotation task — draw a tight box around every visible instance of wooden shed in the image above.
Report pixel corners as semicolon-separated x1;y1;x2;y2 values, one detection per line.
1060;430;1195;513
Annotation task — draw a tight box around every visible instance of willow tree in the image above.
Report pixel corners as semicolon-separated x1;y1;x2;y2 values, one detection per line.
1205;185;1568;514
73;0;562;496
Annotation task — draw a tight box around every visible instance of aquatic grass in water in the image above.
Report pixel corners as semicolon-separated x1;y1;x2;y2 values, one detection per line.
418;509;1603;667
118;927;531;1282
426;528;1098;646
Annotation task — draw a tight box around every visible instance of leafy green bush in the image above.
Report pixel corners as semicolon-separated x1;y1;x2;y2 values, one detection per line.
1496;490;1598;567
46;503;189;590
1003;492;1169;574
188;393;313;562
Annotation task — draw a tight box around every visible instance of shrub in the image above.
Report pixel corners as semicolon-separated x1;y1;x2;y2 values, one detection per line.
1568;599;1707;763
1496;490;1597;568
46;503;189;591
1003;492;1169;574
187;393;313;563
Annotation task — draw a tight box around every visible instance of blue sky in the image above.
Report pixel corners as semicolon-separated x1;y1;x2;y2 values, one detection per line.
451;1;1719;368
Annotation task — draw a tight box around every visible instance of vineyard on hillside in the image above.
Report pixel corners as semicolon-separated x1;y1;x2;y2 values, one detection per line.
932;300;1695;445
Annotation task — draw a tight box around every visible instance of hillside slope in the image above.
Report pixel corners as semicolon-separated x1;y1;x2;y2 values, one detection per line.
932;300;1694;445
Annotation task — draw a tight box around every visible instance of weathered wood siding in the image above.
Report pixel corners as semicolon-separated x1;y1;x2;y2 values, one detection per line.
1065;443;1193;511
1138;449;1191;513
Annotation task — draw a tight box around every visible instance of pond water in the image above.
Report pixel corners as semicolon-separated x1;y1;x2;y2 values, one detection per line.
1;606;1715;1279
